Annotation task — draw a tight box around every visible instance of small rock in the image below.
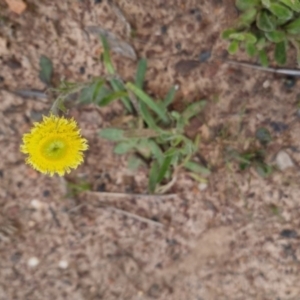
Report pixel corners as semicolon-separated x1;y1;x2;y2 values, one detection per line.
4;0;27;14
30;199;43;210
175;60;200;75
275;150;294;171
199;50;211;63
58;260;69;269
27;257;39;268
284;76;297;89
263;80;270;89
198;182;208;191
269;121;288;133
280;229;297;239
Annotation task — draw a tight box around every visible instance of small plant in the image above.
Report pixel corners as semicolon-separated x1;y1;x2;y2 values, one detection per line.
45;36;210;192
222;0;300;66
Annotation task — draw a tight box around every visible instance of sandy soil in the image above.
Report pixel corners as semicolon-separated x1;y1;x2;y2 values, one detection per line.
1;0;300;299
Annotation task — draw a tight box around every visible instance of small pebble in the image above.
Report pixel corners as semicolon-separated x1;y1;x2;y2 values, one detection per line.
28;220;36;227
199;50;211;63
58;260;69;269
43;190;50;197
160;25;168;34
280;229;297;239
263;80;270;89
275;150;294;171
30;199;43;210
94;0;102;3
79;66;85;74
27;257;39;268
284;76;296;89
198;183;208;191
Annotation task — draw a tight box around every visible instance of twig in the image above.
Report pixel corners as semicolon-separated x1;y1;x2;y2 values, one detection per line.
105;206;164;228
226;60;300;76
85;191;177;199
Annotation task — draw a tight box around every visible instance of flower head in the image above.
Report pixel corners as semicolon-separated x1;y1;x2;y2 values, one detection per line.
21;114;88;176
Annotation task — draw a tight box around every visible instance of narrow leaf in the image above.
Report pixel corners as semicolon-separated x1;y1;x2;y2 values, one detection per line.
114;142;135;154
184;161;211;176
101;35;115;75
135;58;147;89
139;101;159;130
148;161;159;193
110;78;133;112
39;55;53;85
126;82;168;122
98;91;128;106
99;128;125;141
182;101;206;121
157;155;173;184
163;86;176;108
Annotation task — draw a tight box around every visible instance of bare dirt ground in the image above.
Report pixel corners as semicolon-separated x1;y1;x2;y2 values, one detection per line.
1;0;300;299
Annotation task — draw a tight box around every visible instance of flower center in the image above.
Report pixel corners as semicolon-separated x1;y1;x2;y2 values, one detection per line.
41;138;68;160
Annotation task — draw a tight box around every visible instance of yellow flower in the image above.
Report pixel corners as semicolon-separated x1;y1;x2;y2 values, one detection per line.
21;114;88;176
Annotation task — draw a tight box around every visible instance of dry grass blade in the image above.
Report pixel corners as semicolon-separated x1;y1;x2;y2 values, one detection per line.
105;206;165;228
85;191;177;200
87;26;137;60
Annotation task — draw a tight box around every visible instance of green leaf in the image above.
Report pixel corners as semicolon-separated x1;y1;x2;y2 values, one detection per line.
148;140;164;165
148;161;159;193
256;10;276;32
228;40;239;54
274;41;287;65
239;8;257;24
182;101;206;121
110;79;133;112
244;32;257;43
245;42;257;57
128;155;144;170
39;55;53;85
265;30;286;43
261;0;271;8
99;128;125;141
222;29;237;39
285;17;300;34
139;101;159;130
279;0;300;13
92;79;105;102
256;37;267;50
114;142;135;154
100;35;115;75
255;163;272;177
259;49;269;67
235;0;259;11
184;161;211;176
135;58;147;89
126;82;168;123
268;3;293;20
98;90;128;106
229;33;246;41
163;86;176;108
157;155;173;184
